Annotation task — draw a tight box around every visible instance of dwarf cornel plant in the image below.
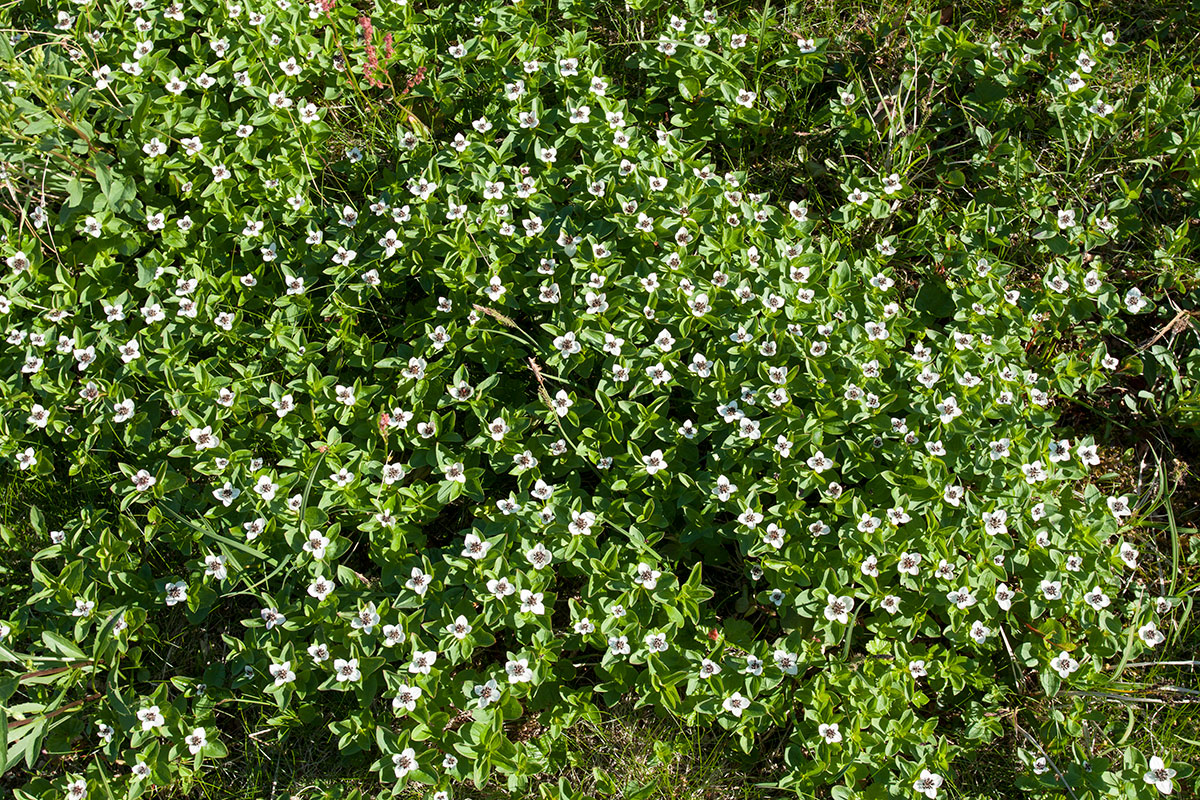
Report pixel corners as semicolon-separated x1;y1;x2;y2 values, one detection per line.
0;0;1197;798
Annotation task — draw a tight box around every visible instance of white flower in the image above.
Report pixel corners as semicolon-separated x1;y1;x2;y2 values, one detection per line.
633;562;662;590
1138;622;1165;647
392;747;419;778
551;389;574;417
164;581;188;606
643;449;668;475
1050;650;1080;678
818;723;842;744
461;532;492;559
995;583;1015;611
333;657;360;682
408;650;438;674
381;624;405;648
212;481;240;506
763;523;786;550
824;594;854;624
185;727;207;755
947;588;977;610
807;451;831;472
606;635;631;656
204;554;228;581
382;462;407;485
384;682;423;714
913;770;944;799
350;602;380;634
553;330;581;356
1107;495;1132;519
119;339;141;363
734;88;756;108
303;531;330;560
260;607;286;630
774;649;799;675
1083;586;1111;611
568;511;596;536
446;615;472;640
269;661;296;686
16;447;36;470
253;475;279;501
713;475;738;502
189;426;219;449
334;384;356;406
935;395;962;423
857;513;880;534
137;705;164;731
474;678;502;708
307;576;335;601
526;542;553;570
1125;287;1148;313
406;567;432;595
897;552;922;576
982;509;1008;536
142;137;167;157
506;657;534;683
644;631;669;653
723;692;750;717
646;363;672;386
518;588;544;614
1143;756;1177;795
285;275;306;295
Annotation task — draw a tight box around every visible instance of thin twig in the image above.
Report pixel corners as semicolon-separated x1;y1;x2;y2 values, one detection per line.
997;624;1025;690
17;661;94;681
1063;690;1200;705
1125;661;1200;668
1012;719;1081;800
7;692;103;729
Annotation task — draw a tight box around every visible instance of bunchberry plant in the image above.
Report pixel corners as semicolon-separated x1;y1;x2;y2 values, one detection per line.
0;0;1196;798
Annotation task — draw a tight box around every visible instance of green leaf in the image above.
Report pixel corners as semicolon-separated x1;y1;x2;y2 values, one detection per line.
941;169;966;187
41;631;86;660
94;163;119;209
1039;668;1062;697
24;718;47;770
28;506;46;537
0;710;8;775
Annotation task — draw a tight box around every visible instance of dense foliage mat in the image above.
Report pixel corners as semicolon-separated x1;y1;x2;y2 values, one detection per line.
0;0;1198;798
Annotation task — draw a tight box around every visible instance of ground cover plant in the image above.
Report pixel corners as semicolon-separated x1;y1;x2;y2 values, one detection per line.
0;0;1198;798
